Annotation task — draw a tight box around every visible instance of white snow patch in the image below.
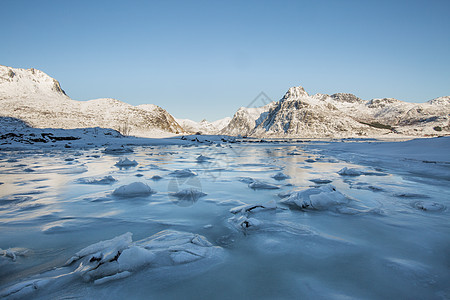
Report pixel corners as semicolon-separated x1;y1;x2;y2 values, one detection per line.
112;182;156;197
281;184;349;210
169;169;198;177
272;172;290;180
248;180;279;190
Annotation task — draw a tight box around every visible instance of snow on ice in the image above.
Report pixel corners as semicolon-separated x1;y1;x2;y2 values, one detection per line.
112;182;156;197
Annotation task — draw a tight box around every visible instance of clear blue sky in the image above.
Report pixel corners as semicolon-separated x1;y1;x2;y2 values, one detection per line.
2;0;449;121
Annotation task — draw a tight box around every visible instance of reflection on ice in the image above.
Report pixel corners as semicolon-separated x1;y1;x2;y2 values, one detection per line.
0;138;449;299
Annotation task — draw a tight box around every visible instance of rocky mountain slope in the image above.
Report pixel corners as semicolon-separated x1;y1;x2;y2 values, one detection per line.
0;65;184;137
222;86;450;138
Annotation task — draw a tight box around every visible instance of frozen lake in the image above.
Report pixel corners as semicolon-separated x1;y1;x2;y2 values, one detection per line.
1;139;449;299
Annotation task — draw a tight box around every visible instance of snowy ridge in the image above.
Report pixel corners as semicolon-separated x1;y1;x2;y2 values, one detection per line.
222;85;450;138
220;102;277;136
0;65;184;137
0;65;68;100
176;117;231;134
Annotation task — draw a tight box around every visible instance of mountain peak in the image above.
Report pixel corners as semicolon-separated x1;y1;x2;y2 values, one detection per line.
283;86;309;100
331;93;363;103
0;65;68;99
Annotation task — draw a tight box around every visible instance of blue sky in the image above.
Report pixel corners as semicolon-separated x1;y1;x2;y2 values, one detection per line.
2;0;449;121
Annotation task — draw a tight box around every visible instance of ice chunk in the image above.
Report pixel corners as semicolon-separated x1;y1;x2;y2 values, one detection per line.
66;232;133;265
277;190;293;198
112;182;156;197
239;177;255;184
309;178;332;184
56;166;88;174
0;230;224;298
103;146;134;154
413;201;445;212
169;169;197;177
0;278;53;299
196;155;211;162
338;167;386;176
170;188;207;201
94;271;131;285
230;200;277;214
117;246;156;271
248;180;279;190
115;157;138;167
337;167;363;176
76;175;117;185
229;215;263;231
271;172;290;181
287;151;301;155
0;247;29;261
281;184;349;210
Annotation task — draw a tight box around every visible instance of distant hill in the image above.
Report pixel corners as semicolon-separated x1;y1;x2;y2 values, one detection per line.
0;65;184;137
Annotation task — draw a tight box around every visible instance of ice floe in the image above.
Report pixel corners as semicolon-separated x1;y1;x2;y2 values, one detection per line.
338;167;386;176
337;167;365;176
196;155;211;162
413;201;446;212
238;177;255;184
281;184;349;210
115;157;138;167
248;180;280;190
230;200;277;214
0;248;30;261
287;151;301;155
170;188;207;201
309;178;332;184
169;169;198;177
76;175;117;185
112;182;156;197
271;172;290;181
103;146;134;154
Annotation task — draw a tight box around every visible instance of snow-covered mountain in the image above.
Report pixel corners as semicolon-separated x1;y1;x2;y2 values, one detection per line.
0;65;184;137
222;86;450;138
176;117;231;134
2;65;448;139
